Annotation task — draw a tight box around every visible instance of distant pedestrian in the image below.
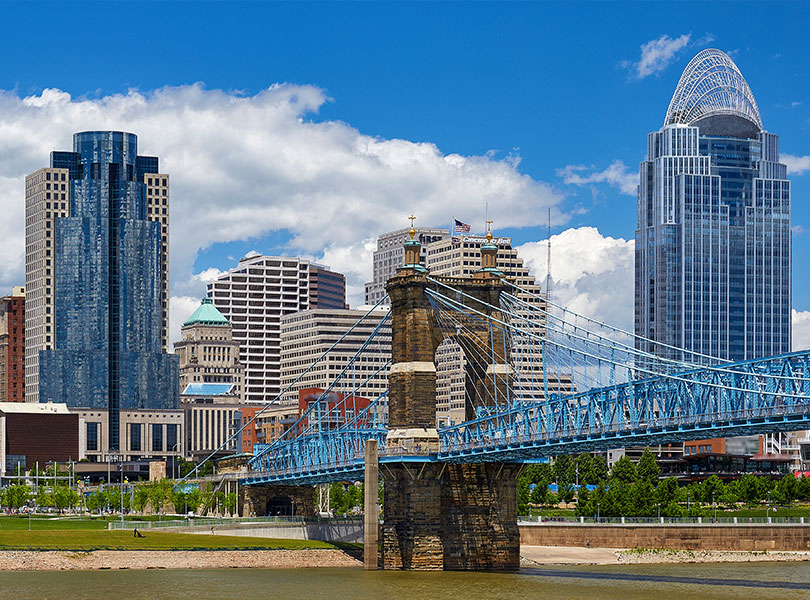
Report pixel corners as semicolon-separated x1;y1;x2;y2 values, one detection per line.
585;539;590;548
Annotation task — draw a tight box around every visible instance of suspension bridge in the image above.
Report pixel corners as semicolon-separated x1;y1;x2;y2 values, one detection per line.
225;230;810;570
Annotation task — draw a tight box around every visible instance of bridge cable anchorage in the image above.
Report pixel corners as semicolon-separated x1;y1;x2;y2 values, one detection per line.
174;295;392;489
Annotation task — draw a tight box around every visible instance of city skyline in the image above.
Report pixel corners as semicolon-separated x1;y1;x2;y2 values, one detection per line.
0;3;808;350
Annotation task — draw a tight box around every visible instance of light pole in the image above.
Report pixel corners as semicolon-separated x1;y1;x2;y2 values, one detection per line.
687;490;690;512
120;459;124;525
597;502;601;522
767;490;772;522
657;503;661;520
712;493;717;523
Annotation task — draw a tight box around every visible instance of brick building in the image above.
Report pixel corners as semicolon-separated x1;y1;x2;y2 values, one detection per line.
0;287;25;402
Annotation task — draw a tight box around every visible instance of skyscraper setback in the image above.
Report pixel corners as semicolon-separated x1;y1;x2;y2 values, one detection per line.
635;49;791;362
25;131;178;452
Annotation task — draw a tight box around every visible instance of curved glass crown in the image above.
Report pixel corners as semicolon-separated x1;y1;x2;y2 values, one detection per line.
664;49;762;130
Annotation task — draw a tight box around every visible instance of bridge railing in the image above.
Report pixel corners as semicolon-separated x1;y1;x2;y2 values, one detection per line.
518;516;809;525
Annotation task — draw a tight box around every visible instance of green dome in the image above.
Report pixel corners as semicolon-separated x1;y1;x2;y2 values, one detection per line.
183;298;230;327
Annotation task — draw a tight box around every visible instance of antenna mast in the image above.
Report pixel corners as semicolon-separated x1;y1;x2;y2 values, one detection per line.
546;208;552;304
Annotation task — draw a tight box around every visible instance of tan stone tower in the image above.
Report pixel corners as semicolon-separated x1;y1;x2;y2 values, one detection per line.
382;216;520;571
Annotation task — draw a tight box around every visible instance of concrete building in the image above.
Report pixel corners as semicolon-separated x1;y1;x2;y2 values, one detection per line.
26;132;178;456
174;298;244;401
0;402;80;473
207;255;345;403
279;307;391;406
73;407;182;463
364;227;449;305
310;264;348;309
0;287;25;402
181;387;243;460
425;234;552;425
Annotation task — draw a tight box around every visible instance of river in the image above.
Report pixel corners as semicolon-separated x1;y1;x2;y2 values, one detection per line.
2;563;809;599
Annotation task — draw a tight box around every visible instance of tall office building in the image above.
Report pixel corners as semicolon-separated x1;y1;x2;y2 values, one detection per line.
635;49;791;361
208;255;346;403
0;287;25;402
309;264;347;309
364;227;449;305
279;307;391;405
26;131;178;453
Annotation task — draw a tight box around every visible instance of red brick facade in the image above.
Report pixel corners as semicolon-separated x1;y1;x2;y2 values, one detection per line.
0;293;24;402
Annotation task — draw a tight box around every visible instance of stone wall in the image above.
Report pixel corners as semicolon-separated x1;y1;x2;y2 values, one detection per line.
519;523;810;551
382;462;520;570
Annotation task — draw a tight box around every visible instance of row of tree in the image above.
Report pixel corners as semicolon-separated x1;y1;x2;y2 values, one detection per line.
519;449;810;517
0;478;237;517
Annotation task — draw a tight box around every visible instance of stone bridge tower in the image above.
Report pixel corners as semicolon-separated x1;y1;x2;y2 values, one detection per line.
382;221;520;571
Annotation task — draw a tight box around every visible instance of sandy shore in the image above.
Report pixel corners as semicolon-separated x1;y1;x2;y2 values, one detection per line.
0;549;361;571
520;545;810;566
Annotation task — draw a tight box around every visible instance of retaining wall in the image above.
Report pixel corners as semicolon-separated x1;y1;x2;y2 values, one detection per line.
519;523;810;551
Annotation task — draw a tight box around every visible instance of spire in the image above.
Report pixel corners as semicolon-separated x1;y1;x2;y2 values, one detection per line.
399;214;427;273
475;218;502;279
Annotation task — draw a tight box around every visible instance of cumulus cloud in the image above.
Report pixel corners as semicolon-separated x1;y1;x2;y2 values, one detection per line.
558;160;638;196
793;310;810;352
621;33;715;79
0;84;565;342
782;153;810;175
621;34;692;79
516;227;636;331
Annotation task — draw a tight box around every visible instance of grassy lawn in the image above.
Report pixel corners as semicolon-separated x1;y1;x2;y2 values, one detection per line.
0;530;337;551
0;517;111;531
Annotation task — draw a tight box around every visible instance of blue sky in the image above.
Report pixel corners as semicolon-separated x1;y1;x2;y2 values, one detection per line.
1;1;809;342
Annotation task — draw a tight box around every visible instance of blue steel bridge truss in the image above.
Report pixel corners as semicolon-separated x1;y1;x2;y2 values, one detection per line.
245;279;810;486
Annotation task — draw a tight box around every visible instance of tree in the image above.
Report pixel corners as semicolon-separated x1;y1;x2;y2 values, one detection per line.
133;485;150;514
655;477;678;506
148;479;173;516
609;456;637;484
773;474;798;506
517;477;530;515
222;492;237;516
36;487;54;509
52;486;74;513
737;474;760;505
636;449;661;486
701;475;725;505
4;485;30;510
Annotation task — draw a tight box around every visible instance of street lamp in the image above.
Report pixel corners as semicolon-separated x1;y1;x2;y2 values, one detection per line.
597;502;601;522
657;503;661;520
712;493;717;523
767;490;772;522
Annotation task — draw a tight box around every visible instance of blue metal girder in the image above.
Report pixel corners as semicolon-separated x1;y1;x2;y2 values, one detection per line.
245;351;810;486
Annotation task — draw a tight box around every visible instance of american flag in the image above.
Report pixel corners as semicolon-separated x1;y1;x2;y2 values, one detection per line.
454;219;471;233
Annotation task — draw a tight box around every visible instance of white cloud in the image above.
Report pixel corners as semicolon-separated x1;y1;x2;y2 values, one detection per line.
782;153;810;175
0;84;565;340
516;227;636;331
622;34;692;79
558;160;637;196
793;310;810;352
169;295;204;348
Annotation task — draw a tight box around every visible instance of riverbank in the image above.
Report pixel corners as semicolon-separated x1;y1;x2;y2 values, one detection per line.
520;545;810;565
0;548;361;571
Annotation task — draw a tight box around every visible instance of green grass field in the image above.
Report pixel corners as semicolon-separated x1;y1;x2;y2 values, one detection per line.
0;529;338;551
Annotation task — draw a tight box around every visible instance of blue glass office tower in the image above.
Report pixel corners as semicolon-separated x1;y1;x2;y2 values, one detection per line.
36;132;179;451
635;50;791;361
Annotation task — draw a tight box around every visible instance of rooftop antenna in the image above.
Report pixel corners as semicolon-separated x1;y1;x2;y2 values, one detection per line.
546;207;552;304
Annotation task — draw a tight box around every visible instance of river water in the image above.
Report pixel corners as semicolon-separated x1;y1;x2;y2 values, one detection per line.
2;563;809;600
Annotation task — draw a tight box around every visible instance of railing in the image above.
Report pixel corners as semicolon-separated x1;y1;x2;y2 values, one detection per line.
518;516;810;525
107;515;363;530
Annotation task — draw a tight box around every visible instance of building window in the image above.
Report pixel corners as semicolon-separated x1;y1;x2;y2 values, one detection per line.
87;422;99;452
167;423;178;452
152;424;163;452
130;423;142;452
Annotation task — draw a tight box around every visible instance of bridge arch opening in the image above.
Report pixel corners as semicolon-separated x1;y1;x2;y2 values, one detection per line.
267;495;295;516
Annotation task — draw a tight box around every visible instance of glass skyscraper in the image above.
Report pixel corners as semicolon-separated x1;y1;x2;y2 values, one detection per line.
27;131;178;451
635;49;791;362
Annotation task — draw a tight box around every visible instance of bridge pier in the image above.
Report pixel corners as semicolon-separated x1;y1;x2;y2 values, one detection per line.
381;462;520;570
